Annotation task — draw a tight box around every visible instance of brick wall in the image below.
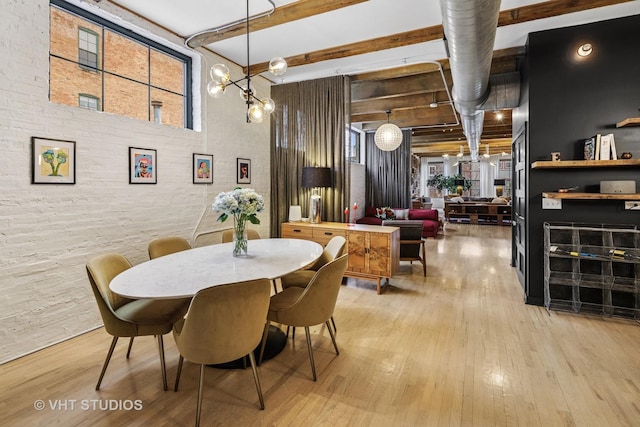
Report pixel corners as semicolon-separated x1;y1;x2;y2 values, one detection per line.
0;0;272;363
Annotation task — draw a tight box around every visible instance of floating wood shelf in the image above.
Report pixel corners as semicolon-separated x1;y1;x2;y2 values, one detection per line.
542;192;640;200
531;159;640;169
616;117;640;128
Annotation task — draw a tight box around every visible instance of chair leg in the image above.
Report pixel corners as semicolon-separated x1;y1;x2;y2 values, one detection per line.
258;322;270;365
126;337;135;358
157;335;168;391
96;336;118;390
421;242;427;277
326;321;340;355
195;364;205;427
248;352;265;410
304;326;317;381
330;316;337;333
174;355;184;392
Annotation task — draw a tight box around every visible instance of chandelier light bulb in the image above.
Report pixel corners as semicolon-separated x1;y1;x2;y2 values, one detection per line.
210;64;230;84
261;97;275;114
207;81;226;98
239;83;256;101
268;57;287;76
248;104;264;123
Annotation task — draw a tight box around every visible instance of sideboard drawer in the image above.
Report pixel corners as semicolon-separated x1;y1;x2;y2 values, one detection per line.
281;223;313;240
312;227;346;246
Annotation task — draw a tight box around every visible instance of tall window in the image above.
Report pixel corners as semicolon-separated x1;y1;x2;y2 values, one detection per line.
346;127;363;163
49;0;192;129
460;161;480;197
78;28;98;69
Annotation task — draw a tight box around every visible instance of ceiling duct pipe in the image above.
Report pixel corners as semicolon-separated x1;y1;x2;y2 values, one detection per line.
440;0;502;162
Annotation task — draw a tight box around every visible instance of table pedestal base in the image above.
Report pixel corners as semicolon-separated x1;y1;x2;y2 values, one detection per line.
210;325;286;369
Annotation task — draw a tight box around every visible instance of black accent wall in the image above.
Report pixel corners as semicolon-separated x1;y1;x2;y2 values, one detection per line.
520;14;640;305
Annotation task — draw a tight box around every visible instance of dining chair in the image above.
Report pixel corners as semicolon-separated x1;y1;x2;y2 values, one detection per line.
173;279;271;426
259;254;348;381
280;235;346;334
382;220;427;276
148;236;191;259
221;228;261;243
86;253;190;391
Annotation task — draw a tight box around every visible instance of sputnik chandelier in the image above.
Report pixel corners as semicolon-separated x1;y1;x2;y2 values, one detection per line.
205;0;287;123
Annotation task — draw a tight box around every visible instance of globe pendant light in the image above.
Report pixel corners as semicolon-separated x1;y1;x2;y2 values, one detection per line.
374;110;403;151
200;0;287;123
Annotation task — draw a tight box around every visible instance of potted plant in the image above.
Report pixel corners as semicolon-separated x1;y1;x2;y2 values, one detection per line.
427;174;472;195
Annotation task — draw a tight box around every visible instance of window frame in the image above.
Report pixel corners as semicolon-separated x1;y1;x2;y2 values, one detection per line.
77;26;99;70
50;0;193;129
78;93;100;111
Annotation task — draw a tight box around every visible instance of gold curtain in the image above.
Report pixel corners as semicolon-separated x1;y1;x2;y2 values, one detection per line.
270;76;350;236
364;129;412;208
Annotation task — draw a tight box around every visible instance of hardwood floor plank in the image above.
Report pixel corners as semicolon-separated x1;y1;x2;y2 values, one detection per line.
2;224;640;426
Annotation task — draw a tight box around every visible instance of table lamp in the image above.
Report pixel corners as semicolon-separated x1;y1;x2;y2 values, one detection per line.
494;179;506;197
302;167;332;224
454;179;465;196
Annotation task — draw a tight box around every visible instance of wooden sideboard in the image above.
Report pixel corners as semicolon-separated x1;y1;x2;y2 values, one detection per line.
444;202;511;226
281;221;400;294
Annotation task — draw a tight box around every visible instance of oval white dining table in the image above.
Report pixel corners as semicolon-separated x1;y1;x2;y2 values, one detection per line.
110;238;323;299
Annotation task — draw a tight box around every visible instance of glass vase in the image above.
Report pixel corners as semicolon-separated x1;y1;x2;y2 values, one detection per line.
233;215;248;257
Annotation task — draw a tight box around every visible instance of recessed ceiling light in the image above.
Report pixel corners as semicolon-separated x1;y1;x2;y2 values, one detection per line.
495;111;503;120
577;43;593;57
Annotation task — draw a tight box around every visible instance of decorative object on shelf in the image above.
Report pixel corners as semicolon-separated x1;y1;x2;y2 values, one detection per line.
288;205;302;222
374;110;403;151
129;147;157;184
494;179;506;197
196;0;286;123
212;187;264;257
302;167;332;224
551;151;561;161
31;137;76;184
621;152;633;159
193;153;213;184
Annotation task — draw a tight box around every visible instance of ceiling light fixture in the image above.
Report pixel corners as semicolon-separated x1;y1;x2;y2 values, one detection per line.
204;0;287;123
483;143;491;158
430;92;438;108
495;111;503;120
577;43;593;57
442;153;449;158
374;110;403;151
457;145;464;158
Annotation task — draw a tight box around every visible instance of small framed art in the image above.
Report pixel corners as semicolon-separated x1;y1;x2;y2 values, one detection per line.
193;153;213;184
237;158;251;184
31;136;76;184
129;147;157;184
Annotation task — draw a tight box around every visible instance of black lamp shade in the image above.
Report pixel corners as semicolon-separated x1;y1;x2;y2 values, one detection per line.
302;167;332;188
494;179;506;186
454;179;465;186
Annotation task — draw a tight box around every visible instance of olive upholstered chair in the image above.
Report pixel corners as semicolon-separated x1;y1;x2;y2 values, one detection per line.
148;236;191;259
221;228;261;243
260;254;348;381
86;253;190;391
173;279;271;426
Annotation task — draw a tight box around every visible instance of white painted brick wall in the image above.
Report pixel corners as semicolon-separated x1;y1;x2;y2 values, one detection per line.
0;0;271;363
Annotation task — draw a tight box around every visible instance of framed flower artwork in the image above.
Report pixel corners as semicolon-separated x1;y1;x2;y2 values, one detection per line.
31;137;76;184
193;153;213;184
129;147;157;184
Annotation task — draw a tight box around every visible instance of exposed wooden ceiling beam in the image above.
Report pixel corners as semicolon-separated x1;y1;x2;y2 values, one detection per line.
187;0;368;47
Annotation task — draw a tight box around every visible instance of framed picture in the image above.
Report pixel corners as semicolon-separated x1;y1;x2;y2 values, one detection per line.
193;153;213;184
237;158;251;184
428;165;437;176
129;147;157;184
31;137;76;184
499;159;512;171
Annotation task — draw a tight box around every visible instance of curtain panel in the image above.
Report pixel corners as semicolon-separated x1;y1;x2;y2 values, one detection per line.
364;129;412;209
270;76;350;237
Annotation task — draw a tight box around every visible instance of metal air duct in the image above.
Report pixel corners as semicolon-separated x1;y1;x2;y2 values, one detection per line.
439;0;503;162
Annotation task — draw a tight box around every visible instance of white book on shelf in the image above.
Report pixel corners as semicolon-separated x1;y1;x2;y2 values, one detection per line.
609;133;617;160
599;134;611;160
594;133;601;160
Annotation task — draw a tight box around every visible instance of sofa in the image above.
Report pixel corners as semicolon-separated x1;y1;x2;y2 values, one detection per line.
355;206;439;238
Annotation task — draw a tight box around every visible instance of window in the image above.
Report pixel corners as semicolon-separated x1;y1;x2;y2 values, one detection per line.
79;94;100;111
78;28;98;69
346;126;363;163
460;161;480;197
49;0;192;129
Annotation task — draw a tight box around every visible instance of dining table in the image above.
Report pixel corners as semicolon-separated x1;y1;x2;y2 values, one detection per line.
110;238;323;367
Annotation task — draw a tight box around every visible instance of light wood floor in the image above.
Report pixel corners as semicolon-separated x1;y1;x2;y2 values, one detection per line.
2;224;640;426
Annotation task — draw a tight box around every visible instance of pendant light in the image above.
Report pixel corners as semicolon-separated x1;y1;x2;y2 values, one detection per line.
374;110;403;151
